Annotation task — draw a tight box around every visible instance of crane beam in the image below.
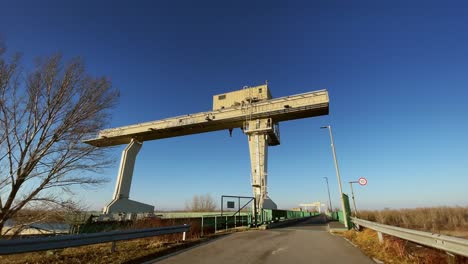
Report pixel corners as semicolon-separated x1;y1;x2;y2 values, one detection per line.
84;89;329;147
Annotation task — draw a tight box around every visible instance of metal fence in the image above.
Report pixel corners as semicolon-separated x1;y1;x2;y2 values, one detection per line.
201;214;251;236
327;210;348;227
352;217;468;258
260;209;320;223
0;224;190;255
200;209;319;236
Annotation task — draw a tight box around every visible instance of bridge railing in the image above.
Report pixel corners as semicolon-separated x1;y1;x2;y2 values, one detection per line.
352;217;468;258
200;209;321;236
260;209;320;224
0;224;190;255
201;214;251;236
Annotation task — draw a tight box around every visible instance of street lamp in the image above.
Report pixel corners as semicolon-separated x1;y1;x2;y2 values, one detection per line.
321;125;348;228
323;177;333;212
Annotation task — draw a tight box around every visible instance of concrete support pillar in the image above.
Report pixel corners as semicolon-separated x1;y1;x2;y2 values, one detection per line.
103;139;154;214
246;120;277;211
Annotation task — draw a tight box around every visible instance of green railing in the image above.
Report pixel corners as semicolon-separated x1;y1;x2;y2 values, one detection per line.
73;209;321;237
200;214;251;236
327;211;348;224
324;194;352;229
201;209;320;235
259;209;320;224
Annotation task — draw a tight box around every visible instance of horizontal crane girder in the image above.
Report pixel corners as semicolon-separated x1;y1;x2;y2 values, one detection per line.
84;90;329;147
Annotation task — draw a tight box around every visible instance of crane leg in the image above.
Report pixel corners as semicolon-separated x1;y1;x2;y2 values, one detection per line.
247;131;277;212
103;139;154;214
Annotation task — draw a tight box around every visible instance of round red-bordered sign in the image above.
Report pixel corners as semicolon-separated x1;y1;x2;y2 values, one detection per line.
358;177;368;186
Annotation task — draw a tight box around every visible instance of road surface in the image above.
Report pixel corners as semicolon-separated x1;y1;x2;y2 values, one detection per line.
151;216;374;264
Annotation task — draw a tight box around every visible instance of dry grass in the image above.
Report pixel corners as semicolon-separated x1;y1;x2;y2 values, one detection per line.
356;206;468;238
343;206;468;263
341;229;466;264
342;229;412;263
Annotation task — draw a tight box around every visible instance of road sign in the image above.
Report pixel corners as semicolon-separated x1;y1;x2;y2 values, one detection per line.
358;177;368;186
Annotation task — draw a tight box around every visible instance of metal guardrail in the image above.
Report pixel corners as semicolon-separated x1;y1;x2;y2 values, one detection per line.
352;217;468;257
0;224;190;255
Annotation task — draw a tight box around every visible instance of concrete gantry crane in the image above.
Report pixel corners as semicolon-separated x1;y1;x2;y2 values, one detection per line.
84;84;329;214
299;202;324;213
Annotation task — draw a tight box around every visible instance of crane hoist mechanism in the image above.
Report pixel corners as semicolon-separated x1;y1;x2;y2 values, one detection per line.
83;83;329;214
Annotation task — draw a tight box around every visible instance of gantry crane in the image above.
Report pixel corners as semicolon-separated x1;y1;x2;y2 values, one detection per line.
84;84;329;214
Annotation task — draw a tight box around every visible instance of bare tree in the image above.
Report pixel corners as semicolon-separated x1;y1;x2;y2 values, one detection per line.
0;45;118;235
185;194;217;212
2;199;88;236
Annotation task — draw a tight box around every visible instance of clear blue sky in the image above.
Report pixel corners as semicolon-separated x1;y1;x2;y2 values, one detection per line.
1;0;467;211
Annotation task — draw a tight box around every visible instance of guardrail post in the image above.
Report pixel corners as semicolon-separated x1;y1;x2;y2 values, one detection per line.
377;231;384;244
446;252;456;264
225;216;228;231
111;241;117;253
234;215;237;228
215;216;217;232
201;216;204;237
182;224;187;241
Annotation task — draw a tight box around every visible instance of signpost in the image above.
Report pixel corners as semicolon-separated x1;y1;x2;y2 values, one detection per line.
349;177;367;216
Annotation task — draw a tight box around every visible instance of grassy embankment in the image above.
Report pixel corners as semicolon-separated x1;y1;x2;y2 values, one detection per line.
357;206;468;239
341;206;468;264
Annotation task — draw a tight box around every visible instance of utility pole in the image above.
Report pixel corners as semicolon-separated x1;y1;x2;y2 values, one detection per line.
321;125;348;228
323;177;333;212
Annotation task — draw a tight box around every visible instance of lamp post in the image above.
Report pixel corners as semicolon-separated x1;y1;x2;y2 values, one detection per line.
323;177;333;212
321;125;348;228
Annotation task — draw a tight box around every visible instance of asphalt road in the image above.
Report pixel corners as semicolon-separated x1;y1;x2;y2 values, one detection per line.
152;216;374;264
